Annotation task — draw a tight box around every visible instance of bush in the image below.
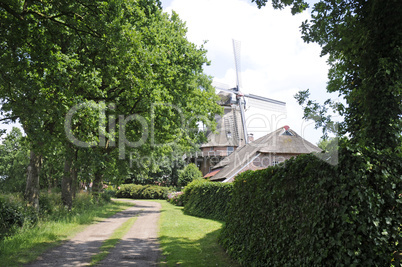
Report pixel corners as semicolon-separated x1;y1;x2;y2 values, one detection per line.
178;163;203;187
182;179;233;221
0;191;113;241
167;191;184;206
0;195;37;239
39;192;63;216
104;186;117;198
219;152;402;266
115;184;169;199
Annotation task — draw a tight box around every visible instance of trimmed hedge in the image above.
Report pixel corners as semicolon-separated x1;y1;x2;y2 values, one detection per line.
182;179;233;221
115;184;169;199
219;152;402;266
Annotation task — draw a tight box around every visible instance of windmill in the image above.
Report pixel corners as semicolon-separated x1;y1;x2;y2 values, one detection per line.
214;39;287;144
195;40;287;176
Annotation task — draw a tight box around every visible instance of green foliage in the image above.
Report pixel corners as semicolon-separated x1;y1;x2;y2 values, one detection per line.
0;190;113;240
307;0;401;139
0;0;222;208
182;180;233;221
115;184;169;199
251;0;309;15
220;152;401;266
0;128;29;193
167;191;185;206
0;195;34;239
234;1;402;265
103;186;117;198
178;163;203;187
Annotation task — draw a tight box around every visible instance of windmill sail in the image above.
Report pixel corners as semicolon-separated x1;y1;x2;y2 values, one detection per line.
246;94;287;113
211;39;287;145
232;39;242;91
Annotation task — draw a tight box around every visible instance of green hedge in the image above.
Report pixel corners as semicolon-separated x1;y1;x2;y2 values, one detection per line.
115;184;169;199
182;179;233;221
219;153;402;266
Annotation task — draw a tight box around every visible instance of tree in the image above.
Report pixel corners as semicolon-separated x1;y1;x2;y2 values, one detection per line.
0;0;221;209
0;127;29;192
251;0;402;263
178;163;203;187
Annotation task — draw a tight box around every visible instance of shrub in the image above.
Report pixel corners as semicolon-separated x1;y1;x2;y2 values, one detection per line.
39;192;63;216
219;152;402;266
104;186;117;198
115;184;169;199
178;163;203;187
167;191;184;206
0;191;113;241
0;195;37;239
182;179;233;221
141;185;169;199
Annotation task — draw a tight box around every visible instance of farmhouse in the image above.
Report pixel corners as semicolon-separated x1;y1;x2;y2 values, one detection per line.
205;125;321;182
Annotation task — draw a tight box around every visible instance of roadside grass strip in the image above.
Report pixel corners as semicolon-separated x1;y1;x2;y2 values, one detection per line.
0;201;134;266
90;215;138;266
158;201;239;267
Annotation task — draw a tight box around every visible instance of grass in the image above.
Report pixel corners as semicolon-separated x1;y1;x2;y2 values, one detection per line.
156;200;239;267
0;200;134;266
89;216;138;266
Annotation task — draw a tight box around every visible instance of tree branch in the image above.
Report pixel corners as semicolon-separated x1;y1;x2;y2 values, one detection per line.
0;115;19;122
0;2;24;20
23;10;101;38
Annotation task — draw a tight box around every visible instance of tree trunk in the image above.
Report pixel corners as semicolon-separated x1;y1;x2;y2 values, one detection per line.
24;150;41;212
92;169;104;201
71;166;78;199
61;144;76;210
47;167;53;193
61;156;73;210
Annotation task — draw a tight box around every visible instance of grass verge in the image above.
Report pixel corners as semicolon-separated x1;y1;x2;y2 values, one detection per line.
89;216;138;266
0;200;134;266
157;200;239;266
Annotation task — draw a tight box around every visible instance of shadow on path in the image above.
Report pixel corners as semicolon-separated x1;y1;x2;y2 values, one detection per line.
25;200;161;267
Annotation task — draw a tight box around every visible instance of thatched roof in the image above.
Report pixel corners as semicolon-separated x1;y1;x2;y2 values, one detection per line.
208;126;321;182
201;104;245;148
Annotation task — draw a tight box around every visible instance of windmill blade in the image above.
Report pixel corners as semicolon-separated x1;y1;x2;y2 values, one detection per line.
216;87;236;95
212;81;236;93
238;97;249;144
245;94;286;106
232;39;242;91
245;94;287;113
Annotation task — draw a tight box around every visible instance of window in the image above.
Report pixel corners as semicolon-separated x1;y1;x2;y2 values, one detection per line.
282;130;293;136
227;146;234;155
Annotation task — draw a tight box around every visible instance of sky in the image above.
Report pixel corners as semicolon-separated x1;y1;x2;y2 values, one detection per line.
161;0;340;145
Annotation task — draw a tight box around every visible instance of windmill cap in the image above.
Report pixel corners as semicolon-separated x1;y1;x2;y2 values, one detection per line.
283;125;290;131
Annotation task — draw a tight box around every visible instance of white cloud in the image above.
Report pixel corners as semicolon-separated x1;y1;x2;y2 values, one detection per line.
163;0;336;144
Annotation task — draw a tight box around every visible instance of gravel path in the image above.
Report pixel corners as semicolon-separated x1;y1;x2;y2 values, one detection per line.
25;200;161;267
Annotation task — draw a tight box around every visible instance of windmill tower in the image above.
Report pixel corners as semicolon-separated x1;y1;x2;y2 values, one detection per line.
197;40;287;176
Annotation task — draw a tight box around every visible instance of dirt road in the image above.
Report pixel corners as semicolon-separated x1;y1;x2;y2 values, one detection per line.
26;200;161;267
